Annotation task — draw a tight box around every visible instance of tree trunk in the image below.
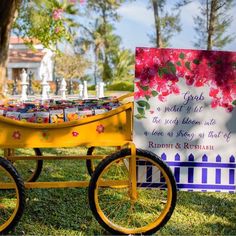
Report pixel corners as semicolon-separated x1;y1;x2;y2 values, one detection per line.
94;48;98;86
207;0;217;50
102;4;108;83
0;0;22;98
152;0;162;48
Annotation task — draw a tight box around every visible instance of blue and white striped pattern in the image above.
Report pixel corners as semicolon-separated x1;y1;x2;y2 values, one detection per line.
137;154;236;193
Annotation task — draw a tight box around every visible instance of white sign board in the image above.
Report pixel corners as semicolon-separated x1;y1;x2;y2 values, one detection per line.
134;48;236;192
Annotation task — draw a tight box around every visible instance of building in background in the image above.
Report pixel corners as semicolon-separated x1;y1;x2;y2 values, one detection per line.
7;37;53;82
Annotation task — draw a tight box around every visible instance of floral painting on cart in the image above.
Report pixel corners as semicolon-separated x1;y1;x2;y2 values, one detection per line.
134;47;236;193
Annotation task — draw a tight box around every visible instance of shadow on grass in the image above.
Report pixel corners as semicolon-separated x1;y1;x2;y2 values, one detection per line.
177;191;236;222
204;221;236;235
10;185;236;235
13;188;109;235
164;191;236;235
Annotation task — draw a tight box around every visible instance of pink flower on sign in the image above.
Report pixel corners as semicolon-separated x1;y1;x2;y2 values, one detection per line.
226;105;233;112
72;131;79;137
135;47;236;118
211;98;219;108
209;88;219;98
158;95;166;102
194;78;204;87
12;131;21;140
96;124;105;134
52;9;63;20
185;75;195;86
171;83;180;94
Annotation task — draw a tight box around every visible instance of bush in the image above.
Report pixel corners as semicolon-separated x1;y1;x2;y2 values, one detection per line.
106;81;134;91
6;80;14;94
32;80;41;94
88;85;96;90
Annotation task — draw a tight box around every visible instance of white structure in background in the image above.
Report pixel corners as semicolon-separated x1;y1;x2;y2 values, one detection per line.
78;83;83;98
39;49;53;82
41;74;50;100
20;69;28;101
7;37;53;82
83;81;88;99
60;78;67;100
98;82;105;98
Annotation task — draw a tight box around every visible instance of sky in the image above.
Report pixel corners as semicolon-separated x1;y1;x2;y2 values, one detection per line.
114;0;236;52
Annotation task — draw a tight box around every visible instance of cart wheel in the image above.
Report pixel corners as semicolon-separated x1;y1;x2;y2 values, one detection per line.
0;157;25;234
86;147;121;176
5;148;43;182
88;148;177;235
86;147;96;176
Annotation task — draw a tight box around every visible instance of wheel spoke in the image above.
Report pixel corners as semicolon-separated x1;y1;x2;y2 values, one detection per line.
99;195;128;212
89;148;177;235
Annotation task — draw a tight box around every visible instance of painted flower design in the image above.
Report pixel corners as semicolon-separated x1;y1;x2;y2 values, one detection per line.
72;131;79;137
12;131;21;140
41;130;49;140
96;124;105;134
135;48;236;119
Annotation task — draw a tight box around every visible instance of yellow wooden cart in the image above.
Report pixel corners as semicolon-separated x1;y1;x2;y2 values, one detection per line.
0;94;177;235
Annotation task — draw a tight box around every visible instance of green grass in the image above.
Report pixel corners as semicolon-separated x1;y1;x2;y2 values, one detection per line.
2;147;236;235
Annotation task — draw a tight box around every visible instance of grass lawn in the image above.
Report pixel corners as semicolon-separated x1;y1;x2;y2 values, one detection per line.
4;147;236;235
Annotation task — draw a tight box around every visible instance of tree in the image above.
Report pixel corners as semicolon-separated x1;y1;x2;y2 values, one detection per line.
0;0;80;97
78;0;130;84
75;18;120;85
75;19;134;84
54;53;90;80
13;0;80;50
97;23;121;83
112;49;134;82
149;0;181;48
199;0;235;50
0;0;22;97
176;0;235;50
